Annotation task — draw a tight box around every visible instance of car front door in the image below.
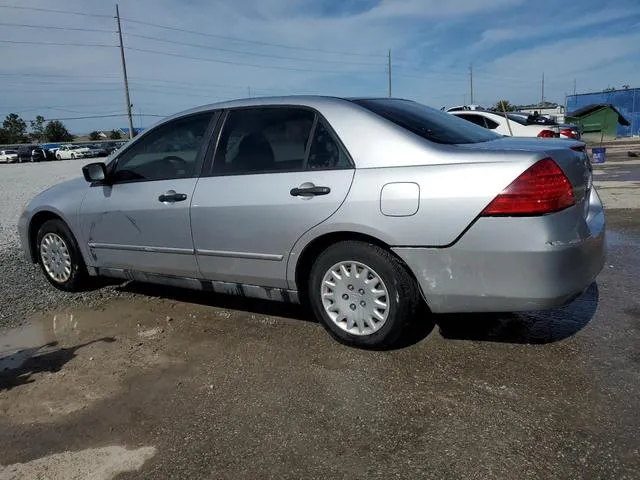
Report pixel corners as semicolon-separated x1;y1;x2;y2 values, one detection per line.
191;107;355;289
79;112;216;277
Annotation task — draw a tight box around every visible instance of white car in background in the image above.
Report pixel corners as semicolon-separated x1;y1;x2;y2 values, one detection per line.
450;110;561;138
0;149;19;163
55;145;92;160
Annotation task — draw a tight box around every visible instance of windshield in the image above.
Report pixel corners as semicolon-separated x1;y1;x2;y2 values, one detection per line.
352;98;500;144
5;150;17;154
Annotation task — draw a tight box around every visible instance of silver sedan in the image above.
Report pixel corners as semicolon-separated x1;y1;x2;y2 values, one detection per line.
18;96;606;348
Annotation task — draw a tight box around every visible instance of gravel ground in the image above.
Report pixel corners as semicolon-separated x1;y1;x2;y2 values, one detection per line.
0;160;133;331
0;160;87;249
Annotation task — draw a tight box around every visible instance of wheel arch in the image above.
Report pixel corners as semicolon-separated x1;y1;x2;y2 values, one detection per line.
293;231;429;309
27;210;77;264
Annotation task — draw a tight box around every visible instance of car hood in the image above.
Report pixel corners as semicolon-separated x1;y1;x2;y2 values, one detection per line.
454;136;583;153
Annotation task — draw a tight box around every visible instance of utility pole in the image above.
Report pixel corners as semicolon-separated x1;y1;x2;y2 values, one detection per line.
116;4;134;140
247;86;251;98
387;49;392;97
573;78;577;96
469;64;474;105
540;72;545;106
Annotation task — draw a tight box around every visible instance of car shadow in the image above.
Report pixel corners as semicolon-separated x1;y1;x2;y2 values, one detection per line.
118;281;436;350
0;337;116;391
117;282;317;323
434;282;600;345
116;281;598;348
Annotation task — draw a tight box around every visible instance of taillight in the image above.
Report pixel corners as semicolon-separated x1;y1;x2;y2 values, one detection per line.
481;158;575;216
537;129;558;138
561;128;577;139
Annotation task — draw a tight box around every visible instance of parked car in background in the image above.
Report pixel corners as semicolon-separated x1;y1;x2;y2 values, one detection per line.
16;144;46;162
86;144;109;157
444;105;485;112
99;142;123;156
55;145;92;160
18;96;605;348
450;110;561;138
0;149;19;163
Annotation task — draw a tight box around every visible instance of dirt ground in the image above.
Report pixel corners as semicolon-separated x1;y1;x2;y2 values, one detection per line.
0;156;639;479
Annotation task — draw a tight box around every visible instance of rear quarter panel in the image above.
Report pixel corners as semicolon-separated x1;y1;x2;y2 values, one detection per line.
286;155;534;287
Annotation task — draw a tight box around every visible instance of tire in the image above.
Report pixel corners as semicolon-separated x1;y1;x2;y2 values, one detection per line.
308;241;420;349
36;219;89;292
71;154;76;159
56;154;61;160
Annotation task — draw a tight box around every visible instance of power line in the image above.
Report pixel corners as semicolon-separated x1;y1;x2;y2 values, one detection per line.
0;39;117;47
0;22;115;33
124;32;382;67
126;46;381;75
0;4;112;19
38;113;165;121
122;17;385;58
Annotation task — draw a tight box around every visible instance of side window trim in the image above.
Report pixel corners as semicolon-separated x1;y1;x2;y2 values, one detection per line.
107;111;218;185
301;115;319;170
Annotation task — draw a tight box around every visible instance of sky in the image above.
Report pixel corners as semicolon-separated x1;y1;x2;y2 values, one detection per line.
1;0;639;133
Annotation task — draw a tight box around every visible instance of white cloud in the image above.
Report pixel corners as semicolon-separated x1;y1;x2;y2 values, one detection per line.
479;8;634;46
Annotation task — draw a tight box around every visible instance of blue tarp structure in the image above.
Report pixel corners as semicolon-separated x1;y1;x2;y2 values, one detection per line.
566;88;640;138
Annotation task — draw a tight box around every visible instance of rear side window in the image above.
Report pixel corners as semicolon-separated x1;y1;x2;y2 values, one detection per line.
485;118;499;130
352;98;499;144
214;107;315;175
307;120;351;170
457;114;487;128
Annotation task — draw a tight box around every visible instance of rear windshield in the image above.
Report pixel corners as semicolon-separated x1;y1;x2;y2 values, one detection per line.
352;98;500;144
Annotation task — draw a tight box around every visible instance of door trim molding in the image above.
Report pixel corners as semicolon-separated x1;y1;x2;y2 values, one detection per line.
195;249;283;261
88;242;194;255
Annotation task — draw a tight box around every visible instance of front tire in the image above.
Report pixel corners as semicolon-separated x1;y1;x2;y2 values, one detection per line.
308;241;420;349
56;154;61;160
36;219;88;291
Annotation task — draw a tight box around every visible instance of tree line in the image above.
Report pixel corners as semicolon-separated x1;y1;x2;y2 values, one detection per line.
0;113;122;145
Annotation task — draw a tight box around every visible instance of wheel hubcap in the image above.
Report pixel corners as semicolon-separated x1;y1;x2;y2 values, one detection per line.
40;233;72;283
320;261;389;336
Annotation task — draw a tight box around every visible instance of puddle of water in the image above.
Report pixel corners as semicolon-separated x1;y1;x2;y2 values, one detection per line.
0;323;53;372
0;313;80;372
606;229;640;248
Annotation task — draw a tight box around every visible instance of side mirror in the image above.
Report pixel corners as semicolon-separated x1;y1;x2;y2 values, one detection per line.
82;162;107;183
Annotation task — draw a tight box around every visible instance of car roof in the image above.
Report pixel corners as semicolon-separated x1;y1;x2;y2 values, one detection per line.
162;95;392;121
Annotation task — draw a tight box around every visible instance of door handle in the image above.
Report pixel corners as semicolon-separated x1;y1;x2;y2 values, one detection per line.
158;191;187;203
290;185;331;197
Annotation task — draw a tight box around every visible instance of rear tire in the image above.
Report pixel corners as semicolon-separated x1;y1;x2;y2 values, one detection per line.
36;219;89;292
308;241;420;349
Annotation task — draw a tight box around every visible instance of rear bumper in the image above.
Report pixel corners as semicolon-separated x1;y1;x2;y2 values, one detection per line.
393;189;606;314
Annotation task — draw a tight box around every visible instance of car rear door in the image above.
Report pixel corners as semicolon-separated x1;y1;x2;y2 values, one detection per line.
191;106;355;289
78;112;217;278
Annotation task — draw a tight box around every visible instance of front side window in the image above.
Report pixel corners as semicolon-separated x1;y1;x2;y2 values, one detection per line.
112;113;212;183
213;107;315;175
